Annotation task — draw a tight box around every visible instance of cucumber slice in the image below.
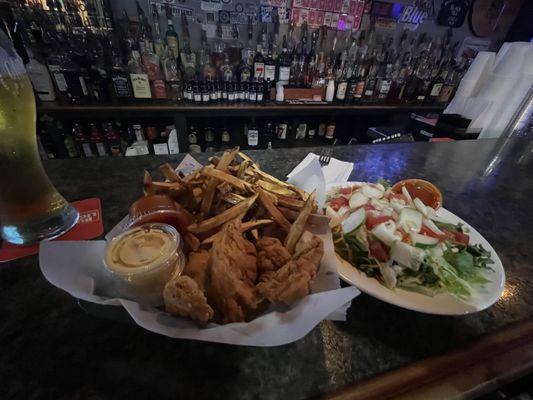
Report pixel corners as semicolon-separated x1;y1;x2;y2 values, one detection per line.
391;241;425;271
413;198;428;217
371;221;401;246
410;232;439;248
349;191;369;210
399;207;423;233
362;185;385;199
424;219;444;236
342;207;366;234
402;185;413;204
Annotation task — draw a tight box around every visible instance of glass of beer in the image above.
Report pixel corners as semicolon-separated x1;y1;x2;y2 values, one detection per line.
0;30;78;245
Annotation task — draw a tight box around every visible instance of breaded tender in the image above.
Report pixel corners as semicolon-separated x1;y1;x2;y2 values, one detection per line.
163;275;214;323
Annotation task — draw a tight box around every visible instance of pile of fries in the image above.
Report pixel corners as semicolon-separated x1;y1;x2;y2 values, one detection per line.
143;147;326;252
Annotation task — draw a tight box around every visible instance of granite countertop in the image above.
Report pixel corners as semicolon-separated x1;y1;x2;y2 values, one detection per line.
1;138;533;399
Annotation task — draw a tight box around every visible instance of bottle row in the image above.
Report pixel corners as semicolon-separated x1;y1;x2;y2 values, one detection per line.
4;1;468;106
36;116;342;159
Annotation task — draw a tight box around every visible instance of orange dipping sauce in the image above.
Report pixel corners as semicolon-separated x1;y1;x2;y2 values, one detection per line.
391;179;442;209
128;195;191;234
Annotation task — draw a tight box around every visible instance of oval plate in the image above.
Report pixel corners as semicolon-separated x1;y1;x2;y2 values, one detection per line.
327;182;505;315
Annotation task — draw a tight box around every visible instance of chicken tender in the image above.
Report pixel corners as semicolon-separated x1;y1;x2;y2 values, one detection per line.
256;235;323;305
207;219;258;323
163;276;214;323
184;250;210;291
256;237;291;281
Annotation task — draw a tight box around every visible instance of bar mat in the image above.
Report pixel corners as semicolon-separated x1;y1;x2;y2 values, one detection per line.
0;198;103;263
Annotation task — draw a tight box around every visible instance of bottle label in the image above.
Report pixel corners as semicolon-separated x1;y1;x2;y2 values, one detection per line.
96;142;107;156
430;83;443;97
222;91;228;99
247;129;259;146
166;37;179;59
202;93;210;102
257;92;263;102
278;66;290;83
308;129;316;137
153;143;169;155
152;80;167;99
249;92;257;101
354;81;365;98
194;93;201;102
438;86;453;102
277;124;287;139
364;89;374;96
241;69;251;82
82;143;94;157
228;92;235;101
379;80;391;94
296;124;307;139
130;74;152;98
210;91;217;101
326;124;335;139
254;63;265;79
223;68;233;81
318;123;326;137
265;65;276;81
336;82;347;100
417;95;426;101
188;133;197;144
112;75;131;97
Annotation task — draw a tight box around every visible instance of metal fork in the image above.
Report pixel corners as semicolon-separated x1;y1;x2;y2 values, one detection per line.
319;147;332;166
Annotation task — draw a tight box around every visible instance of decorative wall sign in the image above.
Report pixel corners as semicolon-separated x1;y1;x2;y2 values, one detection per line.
437;0;469;28
370;1;404;20
260;0;287;6
291;0;364;29
469;0;523;38
398;5;429;25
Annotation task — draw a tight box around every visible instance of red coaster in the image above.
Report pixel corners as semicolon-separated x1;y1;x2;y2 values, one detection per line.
0;198;104;263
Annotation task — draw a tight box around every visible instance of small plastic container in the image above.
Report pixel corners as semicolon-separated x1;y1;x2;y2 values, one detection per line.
127;194;190;234
104;223;185;306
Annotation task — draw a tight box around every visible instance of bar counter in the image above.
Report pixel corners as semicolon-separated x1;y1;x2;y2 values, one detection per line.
1;138;533;399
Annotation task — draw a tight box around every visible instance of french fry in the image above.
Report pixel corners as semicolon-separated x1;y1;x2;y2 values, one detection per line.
184;232;201;252
279;207;330;225
256;180;298;197
257;188;291;232
276;195;305;210
284;191;315;254
159;163;180;182
200;219;273;246
201;148;239;216
221;192;246;205
188;193;258;234
143;170;155;195
201;165;253;193
252;168;309;201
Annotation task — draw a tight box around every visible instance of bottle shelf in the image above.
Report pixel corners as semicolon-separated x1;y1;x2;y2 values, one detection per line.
37;102;445;116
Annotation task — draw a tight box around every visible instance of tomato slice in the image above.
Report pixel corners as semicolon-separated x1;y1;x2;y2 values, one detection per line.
369;240;390;262
420;224;446;241
339;187;352;195
329;196;349;211
365;214;393;229
443;229;470;245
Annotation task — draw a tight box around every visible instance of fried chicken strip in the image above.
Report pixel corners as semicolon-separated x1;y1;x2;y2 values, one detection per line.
163;276;214;323
184;250;210;291
256;235;323;305
256;237;291;282
207;219;258;324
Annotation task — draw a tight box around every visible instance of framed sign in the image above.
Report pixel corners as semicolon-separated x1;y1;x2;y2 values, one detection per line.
437;0;469;28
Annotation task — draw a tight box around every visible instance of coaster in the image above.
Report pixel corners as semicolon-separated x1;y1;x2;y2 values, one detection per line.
0;198;104;263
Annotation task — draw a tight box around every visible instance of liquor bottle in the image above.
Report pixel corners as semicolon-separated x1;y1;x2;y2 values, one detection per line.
220;52;234;82
26;47;56;102
109;51;133;101
161;46;181;101
335;67;348;103
193;79;201;103
201;81;210;103
228;80;236;102
375;60;393;102
141;42;166;100
212;22;226;72
264;122;275;148
58;48;89;104
276;122;288;142
437;63;457;104
228;24;243;67
353;51;368;103
180;14;196;79
264;46;276;83
263;79;272;102
73;123;94;158
388;55;408;104
103;122;122;156
247;118;259;148
277;35;291;85
188;125;201;153
257;80;264;103
209;80;217;102
204;126;215;152
363;50;379;102
324;119;335;144
151;4;165;59
201;38;217;81
325;77;335;103
59;121;79;158
426;64;447;104
165;5;179;60
220;125;231;150
132;123;146;143
128;49;152;99
88;122;107;157
413;59;432;104
253;44;265;81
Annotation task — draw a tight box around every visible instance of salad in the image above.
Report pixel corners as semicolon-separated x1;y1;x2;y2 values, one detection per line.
326;180;494;299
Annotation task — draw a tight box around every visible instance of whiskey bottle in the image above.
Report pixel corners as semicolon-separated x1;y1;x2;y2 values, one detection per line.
165;5;179;60
128;49;152;99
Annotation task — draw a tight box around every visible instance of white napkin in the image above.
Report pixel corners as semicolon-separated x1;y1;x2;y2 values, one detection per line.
287;153;353;185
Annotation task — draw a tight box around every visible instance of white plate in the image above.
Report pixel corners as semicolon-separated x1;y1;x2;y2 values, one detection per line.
326;182;505;315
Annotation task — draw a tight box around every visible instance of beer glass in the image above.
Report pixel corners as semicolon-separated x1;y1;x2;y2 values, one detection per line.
0;30;78;245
